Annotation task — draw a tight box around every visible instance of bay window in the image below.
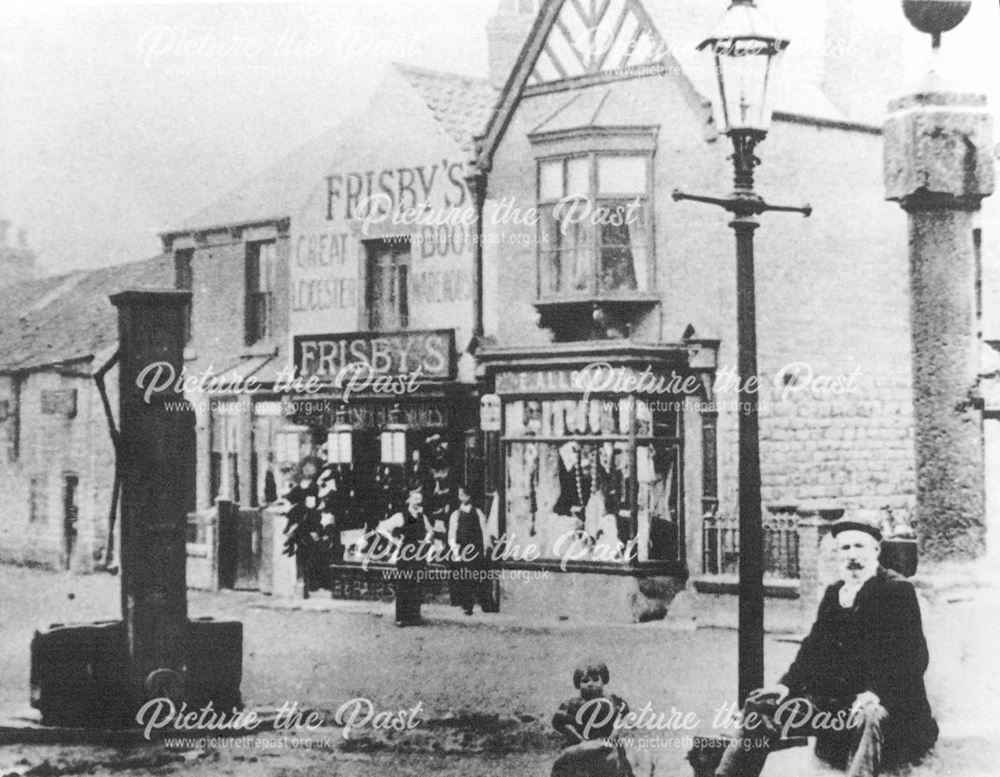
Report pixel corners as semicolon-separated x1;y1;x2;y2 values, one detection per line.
537;152;652;299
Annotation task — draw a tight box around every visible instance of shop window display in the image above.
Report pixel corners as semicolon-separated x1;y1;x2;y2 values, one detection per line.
282;422;468;566
502;397;680;564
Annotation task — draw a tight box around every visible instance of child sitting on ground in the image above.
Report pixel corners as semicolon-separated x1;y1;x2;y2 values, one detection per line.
551;660;634;777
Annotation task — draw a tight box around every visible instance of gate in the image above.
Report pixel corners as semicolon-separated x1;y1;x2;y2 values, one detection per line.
217;501;262;590
187;501;262;591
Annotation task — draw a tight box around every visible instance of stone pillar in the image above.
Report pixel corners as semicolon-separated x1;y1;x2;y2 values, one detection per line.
111;290;195;708
884;82;994;559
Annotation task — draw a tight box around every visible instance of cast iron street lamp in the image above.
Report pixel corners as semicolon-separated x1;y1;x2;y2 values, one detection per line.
672;0;811;705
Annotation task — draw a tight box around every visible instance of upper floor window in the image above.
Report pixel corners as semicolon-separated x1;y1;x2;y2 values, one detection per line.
246;241;277;345
537;152;651;300
174;248;194;345
365;239;410;330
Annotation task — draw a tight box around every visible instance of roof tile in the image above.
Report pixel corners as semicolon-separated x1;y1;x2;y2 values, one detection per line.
0;254;174;372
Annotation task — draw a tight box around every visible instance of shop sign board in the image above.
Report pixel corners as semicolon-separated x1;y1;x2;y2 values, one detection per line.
293;329;455;382
494;365;697;397
495;369;584;395
290;398;450;431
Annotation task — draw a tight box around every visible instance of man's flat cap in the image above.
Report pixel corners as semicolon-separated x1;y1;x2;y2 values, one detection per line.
830;517;883;542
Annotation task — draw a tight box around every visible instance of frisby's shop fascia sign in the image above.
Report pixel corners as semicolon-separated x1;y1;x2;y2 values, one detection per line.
293;329;455;384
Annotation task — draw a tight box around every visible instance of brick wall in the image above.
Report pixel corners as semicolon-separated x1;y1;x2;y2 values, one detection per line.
180;228;291;512
183;229;290;372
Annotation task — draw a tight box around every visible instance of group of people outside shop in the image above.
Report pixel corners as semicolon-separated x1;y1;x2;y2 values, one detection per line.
277;435;497;622
377;483;497;625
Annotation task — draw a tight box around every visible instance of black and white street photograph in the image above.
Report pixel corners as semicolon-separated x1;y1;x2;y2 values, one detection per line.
1;1;999;775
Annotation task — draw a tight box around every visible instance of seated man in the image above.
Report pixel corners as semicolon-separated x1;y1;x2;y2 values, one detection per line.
715;516;937;777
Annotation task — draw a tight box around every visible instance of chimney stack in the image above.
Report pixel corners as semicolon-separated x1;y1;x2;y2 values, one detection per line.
486;0;538;91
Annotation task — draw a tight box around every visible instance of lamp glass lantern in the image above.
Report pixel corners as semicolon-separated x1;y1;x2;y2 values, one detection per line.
326;405;353;465
276;425;309;466
380;404;408;465
697;0;789;136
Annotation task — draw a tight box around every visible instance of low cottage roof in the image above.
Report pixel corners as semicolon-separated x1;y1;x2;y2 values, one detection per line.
0;254;173;373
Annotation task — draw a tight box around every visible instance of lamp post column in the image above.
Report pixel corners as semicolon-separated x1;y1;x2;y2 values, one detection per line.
733;214;764;704
672;0;810;707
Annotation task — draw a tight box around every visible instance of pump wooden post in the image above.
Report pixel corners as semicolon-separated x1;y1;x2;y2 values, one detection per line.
111;289;195;708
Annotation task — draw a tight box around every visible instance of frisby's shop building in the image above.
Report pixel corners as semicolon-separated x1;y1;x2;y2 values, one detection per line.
147;0;999;622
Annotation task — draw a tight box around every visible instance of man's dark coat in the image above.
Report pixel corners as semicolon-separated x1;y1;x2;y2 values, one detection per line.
780;566;938;766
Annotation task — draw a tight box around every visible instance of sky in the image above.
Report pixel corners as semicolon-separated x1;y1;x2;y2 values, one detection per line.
0;0;997;276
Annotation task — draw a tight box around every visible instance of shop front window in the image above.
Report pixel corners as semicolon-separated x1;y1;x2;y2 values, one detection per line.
538;153;651;299
502;397;680;564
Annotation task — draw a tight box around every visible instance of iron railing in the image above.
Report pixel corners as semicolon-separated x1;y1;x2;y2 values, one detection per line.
702;512;800;579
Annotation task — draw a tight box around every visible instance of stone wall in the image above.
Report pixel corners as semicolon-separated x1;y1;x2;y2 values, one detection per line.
0;367;118;570
487;72;925;560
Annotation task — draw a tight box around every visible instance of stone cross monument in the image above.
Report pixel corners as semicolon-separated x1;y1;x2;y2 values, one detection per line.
884;0;995;558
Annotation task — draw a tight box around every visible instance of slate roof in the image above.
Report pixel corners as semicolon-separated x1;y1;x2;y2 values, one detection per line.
530;87;647;135
0;254;174;373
